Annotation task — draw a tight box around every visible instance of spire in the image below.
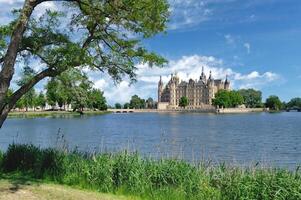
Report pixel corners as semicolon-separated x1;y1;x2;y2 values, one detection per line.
225;74;229;83
200;66;206;82
158;75;163;86
209;71;212;80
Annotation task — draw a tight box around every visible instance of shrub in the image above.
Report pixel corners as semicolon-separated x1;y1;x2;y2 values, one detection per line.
2;144;41;172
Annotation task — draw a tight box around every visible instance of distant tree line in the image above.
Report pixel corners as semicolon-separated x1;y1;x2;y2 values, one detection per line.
212;89;282;110
115;95;157;109
9;68;107;112
212;88;301;111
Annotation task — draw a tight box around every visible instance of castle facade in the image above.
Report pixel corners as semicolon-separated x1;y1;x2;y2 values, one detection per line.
157;67;230;110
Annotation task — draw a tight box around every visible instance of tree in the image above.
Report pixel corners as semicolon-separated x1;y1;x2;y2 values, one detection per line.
45;78;58;108
45;69;93;111
213;90;244;108
265;95;282;111
179;96;188;108
0;0;169;128
123;103;130;109
229;91;244;108
115;103;122;109
212;90;231;108
45;69;107;112
87;89;107;111
35;92;46;110
287;98;301;109
129;95;145;109
15;97;26;111
70;73;92;112
238;89;263;108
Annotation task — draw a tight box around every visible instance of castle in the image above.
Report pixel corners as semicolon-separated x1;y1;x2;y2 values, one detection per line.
157;67;230;110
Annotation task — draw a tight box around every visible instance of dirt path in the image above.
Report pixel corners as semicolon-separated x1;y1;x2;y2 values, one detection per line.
0;179;136;200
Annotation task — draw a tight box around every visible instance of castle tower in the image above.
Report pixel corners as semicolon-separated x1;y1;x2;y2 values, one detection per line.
158;76;163;102
224;75;230;90
169;74;177;106
207;71;215;104
200;66;206;83
207;71;214;87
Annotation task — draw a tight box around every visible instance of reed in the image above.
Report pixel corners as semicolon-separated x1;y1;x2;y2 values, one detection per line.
1;144;301;200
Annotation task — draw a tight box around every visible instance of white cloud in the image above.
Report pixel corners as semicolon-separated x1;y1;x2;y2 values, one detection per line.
103;81;135;104
224;34;235;44
89;55;280;105
168;0;212;30
94;79;108;90
0;1;58;25
0;0;23;4
244;42;251;54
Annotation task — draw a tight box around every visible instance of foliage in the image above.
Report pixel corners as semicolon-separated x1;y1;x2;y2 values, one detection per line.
115;103;122;109
1;144;301;200
238;89;263;108
213;90;244;108
70;76;92;111
265;95;282;110
179;96;188;108
123;103;130;109
17;67;38;111
129;95;145;109
229;91;244;107
45;69;107;111
87;89;107;111
286;97;301;109
35;92;46;109
3;89;13;105
15;97;26;110
45;79;59;107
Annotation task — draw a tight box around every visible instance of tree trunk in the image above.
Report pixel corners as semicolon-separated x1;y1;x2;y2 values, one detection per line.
0;0;37;104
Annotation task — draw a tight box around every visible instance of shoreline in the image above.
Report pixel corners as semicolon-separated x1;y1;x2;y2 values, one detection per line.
108;108;266;114
8;110;112;118
8;108;289;118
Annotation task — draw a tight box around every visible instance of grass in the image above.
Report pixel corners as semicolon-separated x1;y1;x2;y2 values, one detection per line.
1;144;301;200
8;110;112;118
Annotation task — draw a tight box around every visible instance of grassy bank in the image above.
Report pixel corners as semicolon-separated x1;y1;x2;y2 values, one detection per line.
1;144;301;200
8;110;112;118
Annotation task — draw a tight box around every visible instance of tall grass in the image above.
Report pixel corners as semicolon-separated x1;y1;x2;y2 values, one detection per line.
1;144;301;200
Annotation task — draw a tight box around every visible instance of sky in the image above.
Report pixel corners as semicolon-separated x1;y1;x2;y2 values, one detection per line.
1;0;301;105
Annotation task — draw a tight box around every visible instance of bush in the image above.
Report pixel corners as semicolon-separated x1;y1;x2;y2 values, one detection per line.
1;144;65;179
2;144;41;173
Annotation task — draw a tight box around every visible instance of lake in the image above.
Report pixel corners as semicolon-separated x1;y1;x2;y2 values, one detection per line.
1;112;301;168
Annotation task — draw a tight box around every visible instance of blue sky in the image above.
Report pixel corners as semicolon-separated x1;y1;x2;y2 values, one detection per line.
1;0;301;104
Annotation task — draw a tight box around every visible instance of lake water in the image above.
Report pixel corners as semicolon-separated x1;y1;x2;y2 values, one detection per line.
1;112;301;168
